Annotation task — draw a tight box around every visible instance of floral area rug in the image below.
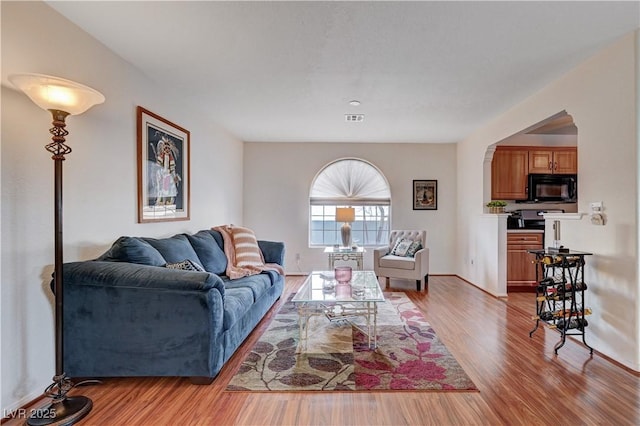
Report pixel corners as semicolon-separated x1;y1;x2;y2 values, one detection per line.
226;292;477;392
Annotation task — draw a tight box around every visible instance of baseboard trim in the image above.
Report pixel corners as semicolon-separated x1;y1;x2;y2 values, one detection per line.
453;274;508;298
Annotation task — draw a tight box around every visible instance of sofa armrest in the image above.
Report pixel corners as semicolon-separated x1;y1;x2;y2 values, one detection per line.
258;240;285;267
61;260;227;379
62;261;225;297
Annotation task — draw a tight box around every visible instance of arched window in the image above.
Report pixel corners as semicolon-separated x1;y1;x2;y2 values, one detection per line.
309;158;391;247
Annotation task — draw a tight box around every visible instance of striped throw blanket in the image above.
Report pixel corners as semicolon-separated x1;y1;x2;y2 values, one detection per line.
213;225;284;279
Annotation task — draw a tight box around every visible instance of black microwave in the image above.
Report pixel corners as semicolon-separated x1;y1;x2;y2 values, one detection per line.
528;174;577;202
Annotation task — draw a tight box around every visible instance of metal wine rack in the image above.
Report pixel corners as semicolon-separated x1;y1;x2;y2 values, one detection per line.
528;249;594;354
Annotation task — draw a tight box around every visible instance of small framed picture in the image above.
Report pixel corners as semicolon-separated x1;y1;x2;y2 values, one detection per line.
137;106;190;223
413;180;437;210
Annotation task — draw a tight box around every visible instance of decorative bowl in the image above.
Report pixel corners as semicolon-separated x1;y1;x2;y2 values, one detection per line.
334;266;352;284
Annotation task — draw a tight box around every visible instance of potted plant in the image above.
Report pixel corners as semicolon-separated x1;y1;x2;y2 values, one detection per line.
486;200;507;213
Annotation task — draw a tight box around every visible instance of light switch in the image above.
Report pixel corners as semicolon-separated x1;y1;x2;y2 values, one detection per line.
590;201;605;225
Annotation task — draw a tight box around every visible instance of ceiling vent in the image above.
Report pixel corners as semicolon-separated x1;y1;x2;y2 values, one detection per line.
345;114;364;123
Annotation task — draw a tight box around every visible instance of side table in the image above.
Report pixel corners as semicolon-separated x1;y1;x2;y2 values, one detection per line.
324;247;365;270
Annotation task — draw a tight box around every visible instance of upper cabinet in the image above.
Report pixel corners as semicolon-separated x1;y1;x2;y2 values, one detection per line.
528;147;577;174
491;147;529;200
491;146;577;201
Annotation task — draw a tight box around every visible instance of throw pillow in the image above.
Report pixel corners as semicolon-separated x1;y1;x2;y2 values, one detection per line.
390;238;406;255
229;226;265;268
392;239;413;257
165;259;206;272
405;240;423;257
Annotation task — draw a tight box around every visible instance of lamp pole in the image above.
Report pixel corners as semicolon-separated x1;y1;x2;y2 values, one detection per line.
29;108;94;426
9;74;105;426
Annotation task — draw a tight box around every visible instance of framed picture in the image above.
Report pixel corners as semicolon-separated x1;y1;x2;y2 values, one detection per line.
413;180;437;210
137;106;190;222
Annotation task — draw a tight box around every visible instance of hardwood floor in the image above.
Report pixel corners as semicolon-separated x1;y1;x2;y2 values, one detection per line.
7;275;639;425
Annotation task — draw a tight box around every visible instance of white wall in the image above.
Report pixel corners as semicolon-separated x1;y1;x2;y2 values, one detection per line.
243;142;457;274
1;2;244;411
475;214;509;297
457;31;639;371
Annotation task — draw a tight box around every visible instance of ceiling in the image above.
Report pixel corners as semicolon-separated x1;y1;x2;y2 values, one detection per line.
47;1;639;144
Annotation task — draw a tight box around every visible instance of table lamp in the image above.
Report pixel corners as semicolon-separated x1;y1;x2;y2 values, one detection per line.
335;207;355;248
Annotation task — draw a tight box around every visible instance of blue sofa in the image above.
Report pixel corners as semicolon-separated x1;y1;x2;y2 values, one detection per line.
60;229;285;384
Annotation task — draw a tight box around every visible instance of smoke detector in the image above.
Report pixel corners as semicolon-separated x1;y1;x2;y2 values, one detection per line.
345;114;364;122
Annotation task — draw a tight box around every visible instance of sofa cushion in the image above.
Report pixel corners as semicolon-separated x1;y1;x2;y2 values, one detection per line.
185;230;227;275
208;230;225;250
257;240;285;265
223;287;254;330
142;234;203;265
165;259;206;272
379;254;416;270
97;236;166;266
260;270;281;285
223;273;271;302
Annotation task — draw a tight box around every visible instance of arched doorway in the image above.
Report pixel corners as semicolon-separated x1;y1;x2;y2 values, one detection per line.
484;111;578;293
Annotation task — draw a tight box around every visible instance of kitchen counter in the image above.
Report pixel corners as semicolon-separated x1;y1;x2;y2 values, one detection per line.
507;229;544;234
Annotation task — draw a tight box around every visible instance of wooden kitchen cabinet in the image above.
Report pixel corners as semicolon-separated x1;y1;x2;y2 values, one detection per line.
507;232;543;292
491;147;529;200
528;147;577;174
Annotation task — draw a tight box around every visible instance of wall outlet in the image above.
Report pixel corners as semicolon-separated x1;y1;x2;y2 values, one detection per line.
295;253;301;261
591;214;605;225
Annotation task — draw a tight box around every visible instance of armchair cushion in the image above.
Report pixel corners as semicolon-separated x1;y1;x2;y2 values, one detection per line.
379;254;416;270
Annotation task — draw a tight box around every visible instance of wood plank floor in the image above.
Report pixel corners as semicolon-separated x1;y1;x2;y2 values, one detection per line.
7;275;639;425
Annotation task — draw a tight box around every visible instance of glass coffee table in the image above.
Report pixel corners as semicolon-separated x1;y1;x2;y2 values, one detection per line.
292;270;385;351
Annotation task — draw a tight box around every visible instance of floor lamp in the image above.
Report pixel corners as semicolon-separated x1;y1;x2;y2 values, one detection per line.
9;73;105;426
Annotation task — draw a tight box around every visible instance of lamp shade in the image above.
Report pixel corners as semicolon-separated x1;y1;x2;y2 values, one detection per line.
8;73;105;115
336;207;355;223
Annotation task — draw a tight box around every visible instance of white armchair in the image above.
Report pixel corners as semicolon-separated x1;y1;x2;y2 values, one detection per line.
374;230;430;291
